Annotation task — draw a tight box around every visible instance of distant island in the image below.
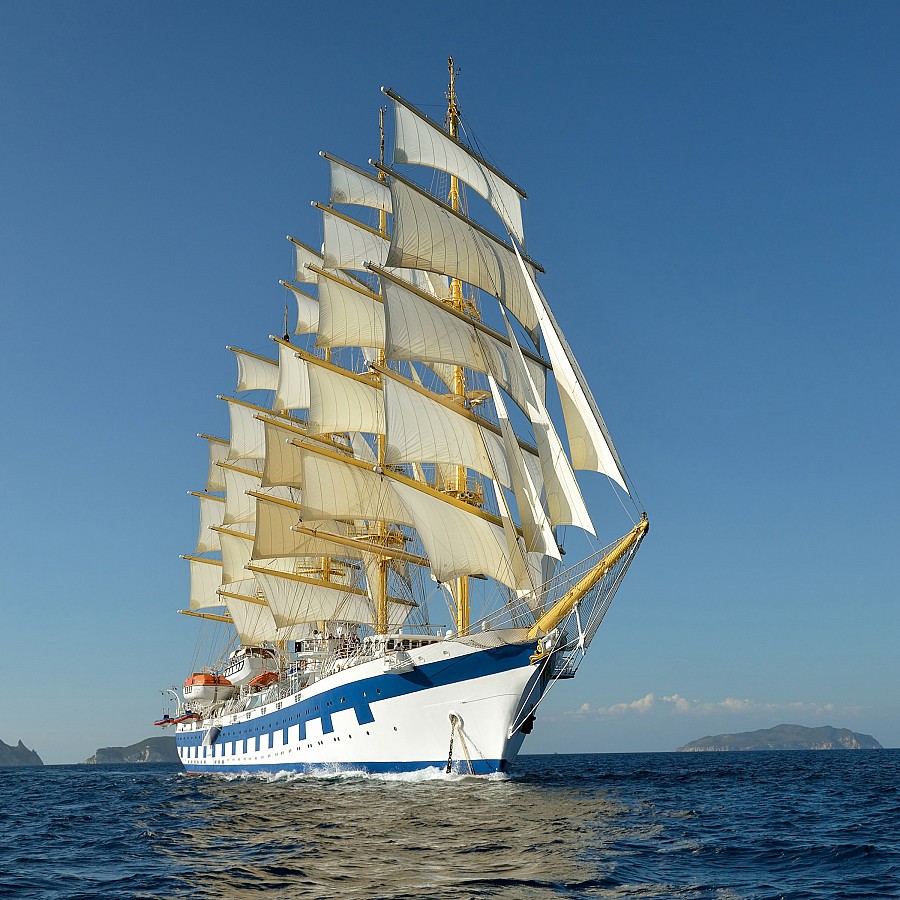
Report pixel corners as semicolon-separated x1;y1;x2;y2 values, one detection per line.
678;724;882;752
84;736;182;765
0;738;43;766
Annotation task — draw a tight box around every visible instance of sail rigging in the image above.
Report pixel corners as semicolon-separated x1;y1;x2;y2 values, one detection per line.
173;65;648;780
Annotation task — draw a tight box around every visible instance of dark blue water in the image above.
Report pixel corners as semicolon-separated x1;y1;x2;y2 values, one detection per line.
1;751;897;899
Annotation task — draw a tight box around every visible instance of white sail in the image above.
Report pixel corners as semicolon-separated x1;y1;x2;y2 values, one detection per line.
380;272;546;414
316;274;385;350
290;237;325;284
390;480;520;590
500;309;595;534
307;363;384;437
390;94;525;243
298;447;414;527
273;341;310;412
253;495;370;561
385;176;538;335
224;397;266;461
231;347;278;393
217;526;255;583
285;283;320;335
186;556;223;610
261;420;303;488
324;152;392;212
321;207;389;272
220;465;260;525
487;375;558;559
195;493;225;553
514;245;628;490
252;568;375;628
382;374;511;488
202;435;228;492
222;596;280;647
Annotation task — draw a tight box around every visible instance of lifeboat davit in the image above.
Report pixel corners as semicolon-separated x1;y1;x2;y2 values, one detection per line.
182;673;234;705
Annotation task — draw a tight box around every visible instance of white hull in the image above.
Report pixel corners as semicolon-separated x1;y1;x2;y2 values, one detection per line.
176;637;542;775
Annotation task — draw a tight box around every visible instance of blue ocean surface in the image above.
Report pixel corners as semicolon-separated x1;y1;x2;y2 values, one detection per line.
0;750;897;899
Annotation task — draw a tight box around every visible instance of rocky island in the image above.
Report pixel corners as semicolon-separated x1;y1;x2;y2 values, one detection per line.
84;736;182;765
677;724;882;752
0;738;43;766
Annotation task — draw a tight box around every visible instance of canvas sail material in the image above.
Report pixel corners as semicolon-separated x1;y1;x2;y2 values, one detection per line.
187;556;223;610
316;274;385;350
513;244;628;490
285;284;319;335
306;363;384;437
261;421;303;488
298;446;414;527
325;152;392;212
232;348;279;393
224;398;267;461
382;374;511;488
384;175;538;336
195;493;225;553
499;309;595;534
202;436;229;492
390;93;525;243
273;341;310;412
390;480;519;590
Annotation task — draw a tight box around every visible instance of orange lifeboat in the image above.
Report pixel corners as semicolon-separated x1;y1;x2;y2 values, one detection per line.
182;673;234;705
184;673;232;688
248;671;279;690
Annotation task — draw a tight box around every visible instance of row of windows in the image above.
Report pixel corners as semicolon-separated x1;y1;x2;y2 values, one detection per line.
182;724;397;759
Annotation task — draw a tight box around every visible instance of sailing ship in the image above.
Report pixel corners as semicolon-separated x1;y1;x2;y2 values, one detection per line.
165;61;649;775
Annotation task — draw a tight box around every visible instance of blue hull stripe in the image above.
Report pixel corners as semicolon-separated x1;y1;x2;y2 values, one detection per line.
177;642;534;753
183;758;508;776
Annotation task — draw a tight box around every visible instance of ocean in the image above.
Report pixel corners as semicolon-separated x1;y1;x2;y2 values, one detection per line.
1;751;897;899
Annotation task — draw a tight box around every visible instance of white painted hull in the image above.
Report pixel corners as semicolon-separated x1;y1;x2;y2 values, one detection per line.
176;637;542;775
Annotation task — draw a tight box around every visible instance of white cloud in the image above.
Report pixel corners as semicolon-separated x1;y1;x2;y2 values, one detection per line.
561;693;844;720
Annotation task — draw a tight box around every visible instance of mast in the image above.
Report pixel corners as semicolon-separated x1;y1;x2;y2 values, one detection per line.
374;102;391;633
444;55;472;635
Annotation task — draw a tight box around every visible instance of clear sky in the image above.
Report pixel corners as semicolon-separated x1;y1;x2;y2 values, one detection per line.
1;2;897;764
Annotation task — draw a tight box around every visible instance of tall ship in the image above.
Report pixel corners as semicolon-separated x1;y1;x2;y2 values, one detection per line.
162;61;649;775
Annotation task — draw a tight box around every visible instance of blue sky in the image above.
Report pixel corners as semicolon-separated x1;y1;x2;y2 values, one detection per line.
1;2;897;764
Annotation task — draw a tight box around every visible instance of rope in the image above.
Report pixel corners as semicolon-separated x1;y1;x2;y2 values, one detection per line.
446;713;474;775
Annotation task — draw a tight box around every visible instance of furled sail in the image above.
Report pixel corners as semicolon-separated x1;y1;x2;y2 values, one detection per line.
387;90;525;243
